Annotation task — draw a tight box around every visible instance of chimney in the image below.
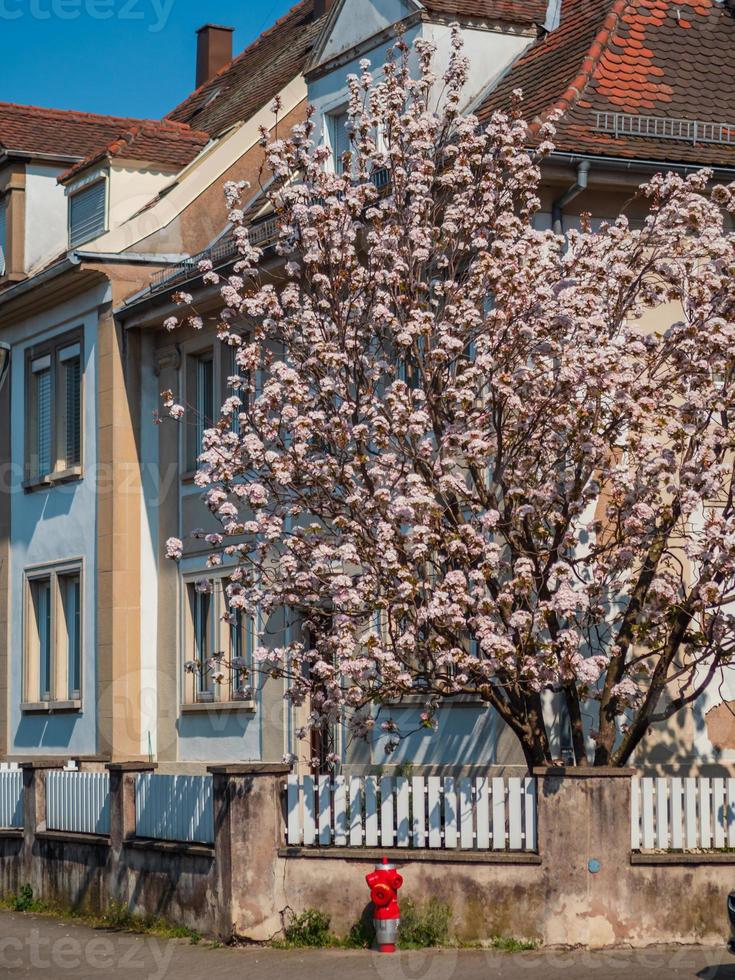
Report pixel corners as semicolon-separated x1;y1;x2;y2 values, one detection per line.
196;24;234;88
313;0;335;16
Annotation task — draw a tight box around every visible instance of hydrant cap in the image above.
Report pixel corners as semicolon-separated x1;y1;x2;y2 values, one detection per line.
378;856;396;871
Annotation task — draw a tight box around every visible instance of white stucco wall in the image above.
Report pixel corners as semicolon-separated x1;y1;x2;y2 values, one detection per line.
7;284;109;757
316;0;417;65
23;164;68;275
107;165;176;233
308;19;533;150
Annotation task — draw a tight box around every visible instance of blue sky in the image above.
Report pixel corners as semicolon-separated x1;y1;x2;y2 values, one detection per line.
0;0;296;119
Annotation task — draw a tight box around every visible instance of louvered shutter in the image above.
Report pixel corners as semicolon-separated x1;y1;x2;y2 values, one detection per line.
35;366;52;477
63;352;81;467
69;180;106;247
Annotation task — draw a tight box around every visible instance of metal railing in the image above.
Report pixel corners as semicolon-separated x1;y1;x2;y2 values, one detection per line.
46;770;111;836
595;111;735;146
136;773;214;845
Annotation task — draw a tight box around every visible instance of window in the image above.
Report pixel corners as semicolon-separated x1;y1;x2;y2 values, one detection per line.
60;572;81;700
187;582;215;703
186;349;215;470
69;179;107;247
25;331;83;484
24;563;83;708
329;110;351;174
184;341;246;471
183;577;255;705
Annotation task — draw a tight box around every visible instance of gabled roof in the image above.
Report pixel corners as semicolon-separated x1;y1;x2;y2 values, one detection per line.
0;102;200;163
59;123;210;185
167;0;325;139
421;0;548;24
477;0;735;168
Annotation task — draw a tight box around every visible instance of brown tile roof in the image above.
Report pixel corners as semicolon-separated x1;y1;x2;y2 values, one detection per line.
167;0;325;138
421;0;548;24
0;102;197;162
59;123;210;184
477;0;735;168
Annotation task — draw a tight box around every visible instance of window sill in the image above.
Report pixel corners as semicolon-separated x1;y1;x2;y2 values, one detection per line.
21;700;82;714
180;470;198;484
23;466;82;492
180;700;255;714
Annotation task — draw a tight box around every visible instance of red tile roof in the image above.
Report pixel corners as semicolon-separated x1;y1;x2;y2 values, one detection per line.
421;0;548;24
477;0;735;167
0;102;197;162
59;123;210;184
167;0;325;138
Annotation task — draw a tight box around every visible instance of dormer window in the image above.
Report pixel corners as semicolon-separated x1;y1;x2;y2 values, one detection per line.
68;176;107;247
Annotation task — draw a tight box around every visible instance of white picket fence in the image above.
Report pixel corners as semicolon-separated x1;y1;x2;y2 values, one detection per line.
286;774;537;850
632;776;735;850
46;770;111;836
0;765;23;828
135;774;214;844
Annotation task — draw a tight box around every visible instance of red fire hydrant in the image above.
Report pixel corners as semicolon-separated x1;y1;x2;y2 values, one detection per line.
366;856;403;953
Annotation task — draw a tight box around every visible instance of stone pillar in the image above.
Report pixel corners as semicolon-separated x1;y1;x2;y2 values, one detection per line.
534;766;634;948
106;762;156;905
19;762;61;897
207;763;290;941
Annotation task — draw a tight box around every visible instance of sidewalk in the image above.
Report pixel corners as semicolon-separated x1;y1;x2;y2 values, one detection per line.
0;912;733;979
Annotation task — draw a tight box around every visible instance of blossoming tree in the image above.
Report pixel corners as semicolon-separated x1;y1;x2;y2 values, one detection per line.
164;33;735;768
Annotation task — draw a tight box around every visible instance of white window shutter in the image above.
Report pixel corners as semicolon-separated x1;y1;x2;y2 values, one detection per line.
69;181;106;247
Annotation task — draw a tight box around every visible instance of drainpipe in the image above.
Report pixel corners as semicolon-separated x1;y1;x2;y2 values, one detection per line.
552;160;591;236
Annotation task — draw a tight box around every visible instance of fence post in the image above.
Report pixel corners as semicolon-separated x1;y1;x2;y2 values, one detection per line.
533;766;634;947
19;761;62;898
106;761;157;905
207;763;290;941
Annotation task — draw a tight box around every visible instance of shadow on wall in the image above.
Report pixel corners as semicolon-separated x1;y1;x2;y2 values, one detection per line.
14;713;82;750
638;691;735;777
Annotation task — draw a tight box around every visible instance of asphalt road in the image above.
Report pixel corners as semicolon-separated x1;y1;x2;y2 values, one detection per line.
1;912;735;979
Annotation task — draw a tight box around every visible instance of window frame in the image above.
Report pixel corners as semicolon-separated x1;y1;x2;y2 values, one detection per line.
181;573;257;709
328;108;351;175
24;328;84;489
22;559;84;712
182;334;248;476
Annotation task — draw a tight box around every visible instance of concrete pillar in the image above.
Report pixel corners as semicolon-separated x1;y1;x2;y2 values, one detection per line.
534;766;634;947
106;761;156;904
208;763;290;941
19;761;60;896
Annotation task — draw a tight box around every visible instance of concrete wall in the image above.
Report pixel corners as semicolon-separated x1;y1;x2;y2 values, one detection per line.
276;770;735;948
2;765;735;948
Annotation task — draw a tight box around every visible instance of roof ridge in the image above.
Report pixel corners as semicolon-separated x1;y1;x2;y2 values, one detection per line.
166;0;314;121
537;0;629;128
